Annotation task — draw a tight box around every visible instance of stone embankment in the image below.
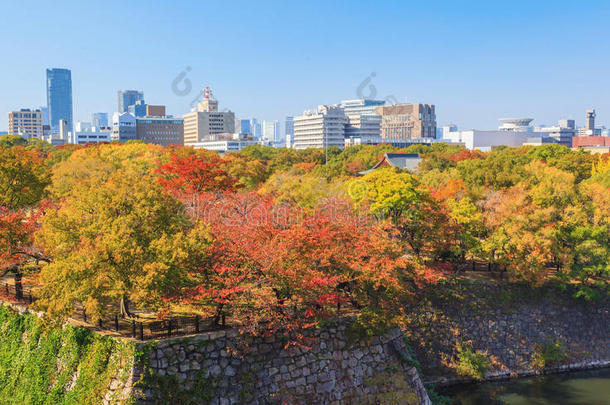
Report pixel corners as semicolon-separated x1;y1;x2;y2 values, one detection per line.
110;319;431;404
403;281;610;386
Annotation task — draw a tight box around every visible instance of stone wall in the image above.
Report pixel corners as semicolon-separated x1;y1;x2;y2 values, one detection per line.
403;281;610;385
106;319;431;404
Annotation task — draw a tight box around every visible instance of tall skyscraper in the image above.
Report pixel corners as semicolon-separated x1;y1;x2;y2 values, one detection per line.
263;120;280;142
91;112;109;128
285;116;294;137
39;107;49;126
240;119;252;135
117;90;144;113
46;68;73;133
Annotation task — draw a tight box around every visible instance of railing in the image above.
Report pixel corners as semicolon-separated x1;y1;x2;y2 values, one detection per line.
71;308;227;340
0;281;36;304
0;280;226;340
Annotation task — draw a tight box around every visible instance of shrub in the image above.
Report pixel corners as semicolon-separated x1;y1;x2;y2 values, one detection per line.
531;340;567;369
455;343;489;380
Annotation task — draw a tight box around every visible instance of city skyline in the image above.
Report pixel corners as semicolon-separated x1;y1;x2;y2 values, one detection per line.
1;1;610;131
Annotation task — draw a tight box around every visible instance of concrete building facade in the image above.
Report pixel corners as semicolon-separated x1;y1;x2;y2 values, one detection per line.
136;117;183;146
183;109;235;145
8;109;43;138
376;104;436;139
293;105;346;149
111;112;137;142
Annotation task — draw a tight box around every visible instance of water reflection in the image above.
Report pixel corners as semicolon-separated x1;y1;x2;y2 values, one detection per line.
440;368;610;405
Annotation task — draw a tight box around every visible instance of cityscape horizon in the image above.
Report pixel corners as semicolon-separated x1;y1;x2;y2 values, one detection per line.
2;0;609;133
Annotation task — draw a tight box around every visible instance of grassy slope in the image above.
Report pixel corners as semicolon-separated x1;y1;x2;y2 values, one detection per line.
0;305;135;405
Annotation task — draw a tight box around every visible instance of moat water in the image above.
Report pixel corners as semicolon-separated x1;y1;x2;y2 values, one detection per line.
440;368;610;405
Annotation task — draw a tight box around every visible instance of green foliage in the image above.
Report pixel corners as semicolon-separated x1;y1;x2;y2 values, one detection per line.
0;304;135;405
345;308;393;345
531;340;567;369
0;134;28;148
455;343;489;380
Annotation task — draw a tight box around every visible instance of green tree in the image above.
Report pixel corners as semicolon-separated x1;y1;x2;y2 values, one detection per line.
0;134;28;148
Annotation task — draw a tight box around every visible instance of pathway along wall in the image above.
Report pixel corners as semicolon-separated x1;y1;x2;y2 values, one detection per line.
403;280;610;385
111;319;431;405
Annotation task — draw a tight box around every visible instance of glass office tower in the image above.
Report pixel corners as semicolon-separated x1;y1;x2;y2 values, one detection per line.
46;68;73;133
117;90;144;113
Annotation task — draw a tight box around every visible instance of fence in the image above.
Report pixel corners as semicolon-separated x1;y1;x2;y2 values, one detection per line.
0;281;36;305
71;308;227;340
0;280;226;340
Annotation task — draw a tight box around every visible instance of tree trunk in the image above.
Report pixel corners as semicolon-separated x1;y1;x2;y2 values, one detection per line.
119;295;132;318
14;271;23;301
213;304;224;326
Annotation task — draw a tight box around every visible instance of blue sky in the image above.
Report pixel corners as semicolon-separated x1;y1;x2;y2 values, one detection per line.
1;0;609;131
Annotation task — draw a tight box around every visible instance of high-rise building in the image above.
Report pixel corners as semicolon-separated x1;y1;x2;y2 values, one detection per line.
263;120;280;142
285;116;294;137
376;104;436;139
340;99;385;139
39;107;49;126
91;112;109;128
293;105;346;149
136;117;183;146
182;88;235;146
128;100;147;117
240;119;252;135
75;121;92;132
111;112;137;142
578;109;599;136
8;109;43;138
285;116;294;147
117;90;144;113
586;109;596;131
250;118;262;139
46;68;73;133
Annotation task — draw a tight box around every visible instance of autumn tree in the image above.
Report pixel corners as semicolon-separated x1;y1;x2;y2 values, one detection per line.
0;207;47;299
35;167;212;321
482;161;609;296
349;167;458;262
156;153;240;195
0;146;49;209
177;191;438;341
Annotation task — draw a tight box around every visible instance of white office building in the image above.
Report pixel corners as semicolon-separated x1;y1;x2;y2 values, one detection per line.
72;128;111;145
190;139;258;153
340;99;385;139
111;112;137;142
293;105;347;149
442;118;536;151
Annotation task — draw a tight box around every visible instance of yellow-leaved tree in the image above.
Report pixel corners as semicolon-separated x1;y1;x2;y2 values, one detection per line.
35;160;211;321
